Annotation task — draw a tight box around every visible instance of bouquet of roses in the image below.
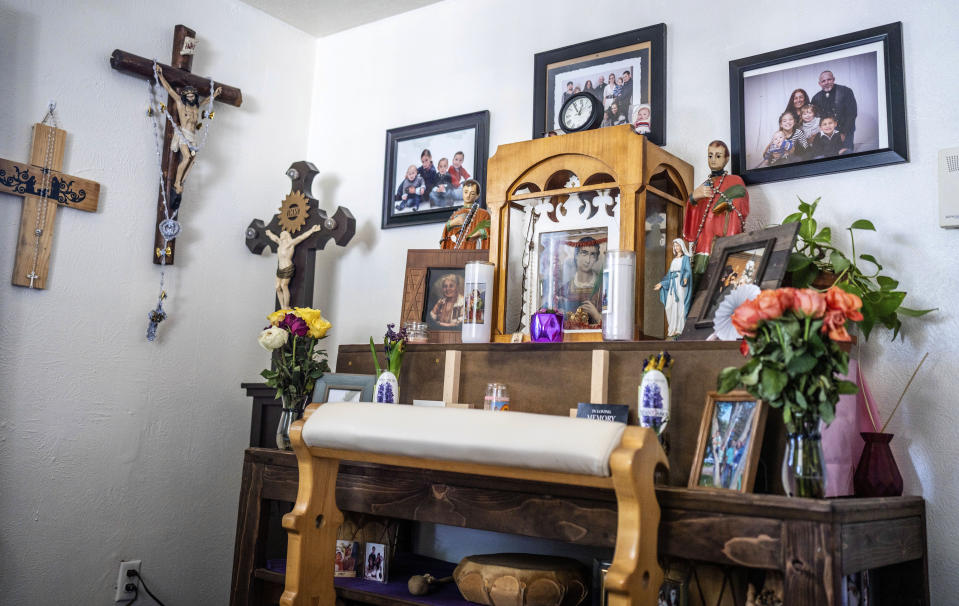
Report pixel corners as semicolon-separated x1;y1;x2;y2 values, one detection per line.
258;307;331;408
717;287;861;427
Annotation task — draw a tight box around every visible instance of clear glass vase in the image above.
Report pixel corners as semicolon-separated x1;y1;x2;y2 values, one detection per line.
782;415;827;498
276;393;310;450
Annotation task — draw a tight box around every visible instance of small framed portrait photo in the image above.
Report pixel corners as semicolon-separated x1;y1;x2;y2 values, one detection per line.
533;24;666;144
689;391;767;493
382;110;490;229
313;373;376;403
334;540;360;578
363;542;388;584
424;268;465;331
537;227;608;335
730;22;907;184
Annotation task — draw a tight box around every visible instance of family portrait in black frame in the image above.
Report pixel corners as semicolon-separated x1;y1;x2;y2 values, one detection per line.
381;110;490;229
532;24;667;145
729;22;907;185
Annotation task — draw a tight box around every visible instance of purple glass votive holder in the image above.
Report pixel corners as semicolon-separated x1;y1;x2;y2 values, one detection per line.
531;311;564;343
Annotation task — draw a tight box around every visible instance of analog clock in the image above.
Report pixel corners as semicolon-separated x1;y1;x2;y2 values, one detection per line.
558;92;602;133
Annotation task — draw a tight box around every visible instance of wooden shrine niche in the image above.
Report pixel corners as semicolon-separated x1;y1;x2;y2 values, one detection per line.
485;125;692;342
110;24;243;264
0;119;101;289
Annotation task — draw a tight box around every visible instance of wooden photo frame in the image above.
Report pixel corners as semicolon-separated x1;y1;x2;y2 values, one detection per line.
382;110;490;229
689;391;767;493
401;249;489;343
729;22;907;185
313;373;376;403
680;223;799;340
533;24;667;145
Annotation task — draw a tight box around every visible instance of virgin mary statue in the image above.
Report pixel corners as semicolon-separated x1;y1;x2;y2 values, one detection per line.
654;238;693;338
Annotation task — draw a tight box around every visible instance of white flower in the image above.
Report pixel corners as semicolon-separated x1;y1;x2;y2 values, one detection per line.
257;326;288;351
711;284;762;340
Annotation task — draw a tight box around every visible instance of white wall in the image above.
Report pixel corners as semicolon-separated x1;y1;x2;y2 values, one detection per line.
308;1;958;602
0;0;314;602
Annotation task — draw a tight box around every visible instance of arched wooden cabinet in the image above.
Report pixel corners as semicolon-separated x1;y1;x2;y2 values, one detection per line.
485;125;693;341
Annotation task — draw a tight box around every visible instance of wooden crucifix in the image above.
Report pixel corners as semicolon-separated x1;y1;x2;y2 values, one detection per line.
110;24;243;265
0;119;101;289
246;161;356;310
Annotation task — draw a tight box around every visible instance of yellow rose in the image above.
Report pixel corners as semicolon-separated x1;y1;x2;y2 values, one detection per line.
294;307;332;339
267;309;292;326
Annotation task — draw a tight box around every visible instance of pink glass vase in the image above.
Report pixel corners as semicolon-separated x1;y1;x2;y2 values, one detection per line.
853;432;903;497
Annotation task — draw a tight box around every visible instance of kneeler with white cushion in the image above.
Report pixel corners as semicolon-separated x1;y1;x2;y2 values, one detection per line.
280;402;668;606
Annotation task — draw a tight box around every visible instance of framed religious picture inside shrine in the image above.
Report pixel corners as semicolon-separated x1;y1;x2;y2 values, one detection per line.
382;111;490;229
729;22;907;185
532;24;666;145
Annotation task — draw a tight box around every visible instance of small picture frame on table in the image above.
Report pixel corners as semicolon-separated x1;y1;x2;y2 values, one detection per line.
313;373;376;403
334;540;360;578
689;391;767;493
533;24;667;144
680;223;799;340
382;110;490;229
401;249;489;343
729;22;907;185
363;542;388;584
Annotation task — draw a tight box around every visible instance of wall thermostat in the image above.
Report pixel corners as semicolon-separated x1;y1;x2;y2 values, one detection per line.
940;147;959;228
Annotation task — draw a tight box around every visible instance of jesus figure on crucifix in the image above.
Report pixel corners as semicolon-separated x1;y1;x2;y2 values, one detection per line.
266;225;324;309
155;65;221;200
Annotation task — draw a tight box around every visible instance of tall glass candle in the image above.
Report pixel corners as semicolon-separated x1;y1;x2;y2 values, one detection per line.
462;261;494;343
602;250;635;341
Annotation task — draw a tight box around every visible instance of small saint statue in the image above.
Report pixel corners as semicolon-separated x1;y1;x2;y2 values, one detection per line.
440;179;490;250
653;238;693;338
682;140;749;274
155;66;221;204
266;225;322;309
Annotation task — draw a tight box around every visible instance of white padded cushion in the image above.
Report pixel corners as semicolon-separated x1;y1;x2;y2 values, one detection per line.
301;402;627;477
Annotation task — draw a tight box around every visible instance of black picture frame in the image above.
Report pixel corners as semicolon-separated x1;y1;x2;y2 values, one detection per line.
729;22;907;185
695;238;775;329
680;223;799;340
382;110;490;229
533;24;667;145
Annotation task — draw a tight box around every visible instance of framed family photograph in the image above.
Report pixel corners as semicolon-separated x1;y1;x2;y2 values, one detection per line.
363;542;388;584
689;391;767;493
532;24;666;144
400;249;489;343
313;373;376;403
681;223;799;340
729;22;907;184
382;110;490;229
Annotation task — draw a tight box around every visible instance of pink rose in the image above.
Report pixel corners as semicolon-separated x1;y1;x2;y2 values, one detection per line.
731;300;761;337
793;288;826;319
825;286;863;322
821;309;852;342
755;290;785;321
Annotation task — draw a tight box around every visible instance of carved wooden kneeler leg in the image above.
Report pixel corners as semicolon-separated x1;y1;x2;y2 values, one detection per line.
605;427;669;606
280;410;343;606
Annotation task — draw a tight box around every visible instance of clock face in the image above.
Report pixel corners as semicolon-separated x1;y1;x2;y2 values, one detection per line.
560;93;599;132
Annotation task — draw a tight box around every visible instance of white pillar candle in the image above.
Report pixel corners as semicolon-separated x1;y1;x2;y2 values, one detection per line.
462;261;494;343
602;250;635;341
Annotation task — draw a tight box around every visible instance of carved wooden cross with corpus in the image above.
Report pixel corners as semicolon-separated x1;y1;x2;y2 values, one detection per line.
0;122;101;289
110;24;243;264
246;161;356;310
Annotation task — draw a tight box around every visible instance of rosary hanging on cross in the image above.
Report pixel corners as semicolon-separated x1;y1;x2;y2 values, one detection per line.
145;59;218;341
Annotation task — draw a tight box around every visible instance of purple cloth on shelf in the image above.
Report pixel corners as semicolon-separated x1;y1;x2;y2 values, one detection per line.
531;312;563;342
334;553;470;605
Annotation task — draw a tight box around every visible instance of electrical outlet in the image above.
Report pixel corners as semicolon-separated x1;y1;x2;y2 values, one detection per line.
114;560;141;602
